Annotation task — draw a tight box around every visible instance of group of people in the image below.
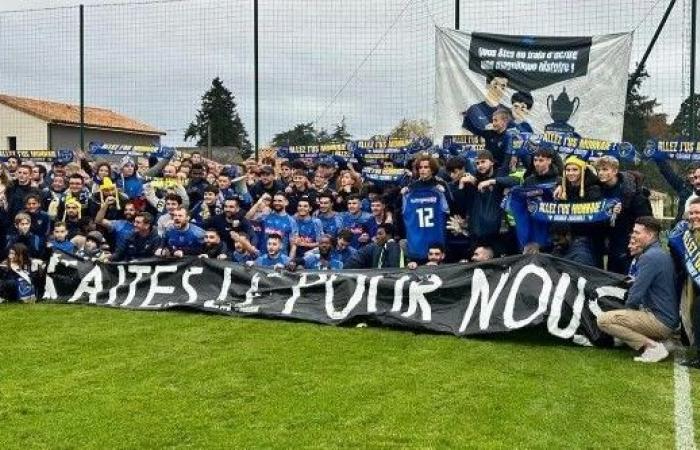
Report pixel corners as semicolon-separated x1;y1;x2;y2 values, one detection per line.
0;121;699;367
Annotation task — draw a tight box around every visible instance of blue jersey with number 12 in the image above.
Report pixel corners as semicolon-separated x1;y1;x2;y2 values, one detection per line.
402;186;449;259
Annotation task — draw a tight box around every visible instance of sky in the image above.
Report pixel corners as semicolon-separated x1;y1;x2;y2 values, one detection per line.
0;0;696;147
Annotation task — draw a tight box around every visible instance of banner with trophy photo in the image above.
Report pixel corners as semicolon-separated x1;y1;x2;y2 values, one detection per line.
435;28;632;143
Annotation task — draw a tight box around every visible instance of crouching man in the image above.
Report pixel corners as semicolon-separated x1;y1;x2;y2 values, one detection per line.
597;217;680;363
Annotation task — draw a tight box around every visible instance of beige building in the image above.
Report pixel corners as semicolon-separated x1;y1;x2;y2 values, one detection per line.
0;93;165;152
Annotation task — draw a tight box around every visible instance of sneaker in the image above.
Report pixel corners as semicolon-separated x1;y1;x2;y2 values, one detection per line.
680;357;700;369
633;343;670;363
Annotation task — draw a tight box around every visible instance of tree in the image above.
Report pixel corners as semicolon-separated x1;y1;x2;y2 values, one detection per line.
670;93;700;138
185;77;251;157
389;118;431;140
270;119;351;147
622;68;671;194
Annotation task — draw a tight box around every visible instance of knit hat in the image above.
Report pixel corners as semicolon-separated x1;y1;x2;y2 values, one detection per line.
121;156;135;168
561;156;588;200
99;177;121;210
86;230;105;245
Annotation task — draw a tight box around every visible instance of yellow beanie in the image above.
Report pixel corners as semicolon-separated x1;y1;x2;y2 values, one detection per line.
562;156;587;200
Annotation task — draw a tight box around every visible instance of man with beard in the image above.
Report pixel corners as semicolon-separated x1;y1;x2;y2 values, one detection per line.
210;196;252;251
345;223;404;269
249;165;284;202
112;212;161;262
157;207;205;258
198;229;230;260
294;234;343;270
455;150;518;255
595;156;653;273
61;197;93;240
246;192;297;255
314;191;343;239
96;197;138;250
246;233;290;269
407;244;445;269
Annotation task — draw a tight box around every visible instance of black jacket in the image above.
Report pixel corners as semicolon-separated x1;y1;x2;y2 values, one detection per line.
112;229;161;262
345;240;404;269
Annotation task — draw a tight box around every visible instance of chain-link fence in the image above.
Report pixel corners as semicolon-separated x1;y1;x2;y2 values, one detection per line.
0;0;693;150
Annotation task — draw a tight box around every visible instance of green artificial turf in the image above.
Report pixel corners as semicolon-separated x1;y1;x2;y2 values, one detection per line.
0;304;687;449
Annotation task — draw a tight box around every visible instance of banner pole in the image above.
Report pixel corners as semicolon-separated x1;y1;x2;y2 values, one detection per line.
691;0;697;148
253;0;259;160
79;4;85;153
454;0;459;30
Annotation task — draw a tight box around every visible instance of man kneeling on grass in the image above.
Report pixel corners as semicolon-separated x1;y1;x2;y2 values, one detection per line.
597;217;680;363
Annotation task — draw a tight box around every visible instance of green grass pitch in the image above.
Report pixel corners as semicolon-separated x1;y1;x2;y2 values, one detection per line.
0;304;695;448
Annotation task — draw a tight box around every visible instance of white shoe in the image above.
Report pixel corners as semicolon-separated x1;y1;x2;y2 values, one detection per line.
633;343;670;363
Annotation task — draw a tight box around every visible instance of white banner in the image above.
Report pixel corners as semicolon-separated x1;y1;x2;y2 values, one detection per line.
435;28;632;142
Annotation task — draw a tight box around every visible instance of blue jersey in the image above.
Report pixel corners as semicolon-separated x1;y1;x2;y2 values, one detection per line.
112;220;135;250
402;186;449;260
340;211;372;248
303;252;343;270
315;211;343;238
295;216;323;247
164;224;205;255
255;253;290;268
261;212;297;253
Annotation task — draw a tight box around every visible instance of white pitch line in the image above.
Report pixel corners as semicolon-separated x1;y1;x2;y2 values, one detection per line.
675;352;697;450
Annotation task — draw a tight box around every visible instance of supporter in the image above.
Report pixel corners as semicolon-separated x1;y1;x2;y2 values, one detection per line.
346;223;404;269
597;217;679;363
32;164;47;189
594;156;653;273
0;243;36;303
523;146;561;185
5;164;42;217
47;222;76;255
331;229;357;266
190;185;220;228
112;212;161;262
76;231;110;262
335;169;363;211
292;197;323;257
43;174;68;219
91;162;115;193
652;158;697;222
157;207;205;258
23;193;51;244
455;149;519;255
6;212;42;259
63;173;91;215
366;196;393;239
230;231;260;264
670;198;700;368
549;223;596;267
445;156;470;217
408;243;445;268
143;174;190;216
115;157;144;199
285;169;316;214
402;154;449;264
186;163;209;206
95;197;137;250
247;233;290;269
5;155;20;178
249;165;284;202
295;234;343;270
481;108;517;175
314;191;343;238
89;177;129;221
340;194;372;248
312;171;331;192
62;197;93;240
210;197;252;252
247;192;297;255
199;229;230;260
156;193;184;237
470;245;494;262
316;158;339;187
279;160;293;186
216;170;251;208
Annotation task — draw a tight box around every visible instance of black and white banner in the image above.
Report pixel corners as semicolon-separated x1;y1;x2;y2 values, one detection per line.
435;28;632;142
45;252;626;346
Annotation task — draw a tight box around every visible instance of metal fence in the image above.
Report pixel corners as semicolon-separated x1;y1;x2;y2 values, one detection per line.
0;0;694;152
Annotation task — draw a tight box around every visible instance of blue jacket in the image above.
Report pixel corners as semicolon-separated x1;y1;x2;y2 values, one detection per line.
626;241;679;330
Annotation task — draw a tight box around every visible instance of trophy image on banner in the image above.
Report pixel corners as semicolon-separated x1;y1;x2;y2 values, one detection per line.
544;87;581;137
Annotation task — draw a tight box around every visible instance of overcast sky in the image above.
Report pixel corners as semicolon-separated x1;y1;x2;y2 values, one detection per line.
0;0;696;147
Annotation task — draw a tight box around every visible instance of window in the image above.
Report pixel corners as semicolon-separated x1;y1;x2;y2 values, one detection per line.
7;136;16;151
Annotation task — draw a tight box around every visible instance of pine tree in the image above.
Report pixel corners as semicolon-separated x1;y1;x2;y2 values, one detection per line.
185;77;250;156
670;93;700;138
